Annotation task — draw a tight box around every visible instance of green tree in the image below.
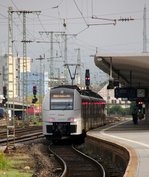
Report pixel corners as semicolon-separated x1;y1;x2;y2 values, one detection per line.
108;105;131;116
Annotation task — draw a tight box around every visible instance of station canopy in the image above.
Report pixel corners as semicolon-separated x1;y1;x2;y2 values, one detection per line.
94;53;149;88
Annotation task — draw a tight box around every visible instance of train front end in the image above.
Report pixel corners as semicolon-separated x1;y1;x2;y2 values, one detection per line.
42;86;82;141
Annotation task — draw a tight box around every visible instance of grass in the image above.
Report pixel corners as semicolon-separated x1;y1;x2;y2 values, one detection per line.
0;152;10;170
0;170;32;177
0;150;34;177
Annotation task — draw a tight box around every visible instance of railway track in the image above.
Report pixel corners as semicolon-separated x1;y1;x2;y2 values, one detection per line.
0;126;43;145
50;144;105;177
0;126;42;138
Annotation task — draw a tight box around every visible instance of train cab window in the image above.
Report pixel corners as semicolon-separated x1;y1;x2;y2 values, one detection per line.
50;93;74;110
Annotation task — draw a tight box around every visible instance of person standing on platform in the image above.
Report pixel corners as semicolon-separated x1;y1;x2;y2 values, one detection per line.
132;107;138;125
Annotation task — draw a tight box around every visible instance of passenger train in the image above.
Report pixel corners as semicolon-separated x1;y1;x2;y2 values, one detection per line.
42;85;106;142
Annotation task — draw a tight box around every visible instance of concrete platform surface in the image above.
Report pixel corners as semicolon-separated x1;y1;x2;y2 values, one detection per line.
88;119;149;177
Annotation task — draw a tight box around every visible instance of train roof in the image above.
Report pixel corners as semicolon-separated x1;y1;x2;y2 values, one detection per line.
52;85;103;99
80;89;103;99
52;85;81;92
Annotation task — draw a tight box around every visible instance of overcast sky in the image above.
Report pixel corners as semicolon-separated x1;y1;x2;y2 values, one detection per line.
0;0;149;83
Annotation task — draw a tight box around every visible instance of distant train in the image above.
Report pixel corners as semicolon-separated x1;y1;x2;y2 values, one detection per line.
42;85;106;142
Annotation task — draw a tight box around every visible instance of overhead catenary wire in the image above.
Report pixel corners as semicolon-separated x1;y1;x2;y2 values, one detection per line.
73;0;89;27
0;1;146;93
52;0;64;9
0;1;147;64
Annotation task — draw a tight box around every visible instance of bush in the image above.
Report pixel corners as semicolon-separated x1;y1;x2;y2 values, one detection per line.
0;152;9;169
107;105;131;116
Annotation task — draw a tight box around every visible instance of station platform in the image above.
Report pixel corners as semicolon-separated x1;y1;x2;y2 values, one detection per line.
87;119;149;177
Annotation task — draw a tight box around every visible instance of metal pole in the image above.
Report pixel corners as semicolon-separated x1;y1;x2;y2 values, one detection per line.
11;10;41;122
75;48;81;85
50;32;54;80
64;34;68;83
143;5;147;53
8;7;15;125
38;31;64;85
6;6;16;151
36;55;45;119
22;12;27;121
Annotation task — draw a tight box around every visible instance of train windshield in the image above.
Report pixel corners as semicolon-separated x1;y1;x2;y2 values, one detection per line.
50;93;74;110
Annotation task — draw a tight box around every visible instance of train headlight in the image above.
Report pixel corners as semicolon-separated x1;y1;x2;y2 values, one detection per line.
49;118;54;122
68;117;77;122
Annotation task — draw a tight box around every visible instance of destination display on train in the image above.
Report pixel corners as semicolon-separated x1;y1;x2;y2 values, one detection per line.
51;94;72;98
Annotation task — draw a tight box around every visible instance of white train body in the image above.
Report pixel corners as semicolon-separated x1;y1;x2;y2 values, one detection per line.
42;85;106;141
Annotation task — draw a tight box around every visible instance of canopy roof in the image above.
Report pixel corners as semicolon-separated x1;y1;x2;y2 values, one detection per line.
94;53;149;88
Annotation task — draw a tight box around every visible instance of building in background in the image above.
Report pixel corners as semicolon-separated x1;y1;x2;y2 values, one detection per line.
0;55;31;99
0;55;7;95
